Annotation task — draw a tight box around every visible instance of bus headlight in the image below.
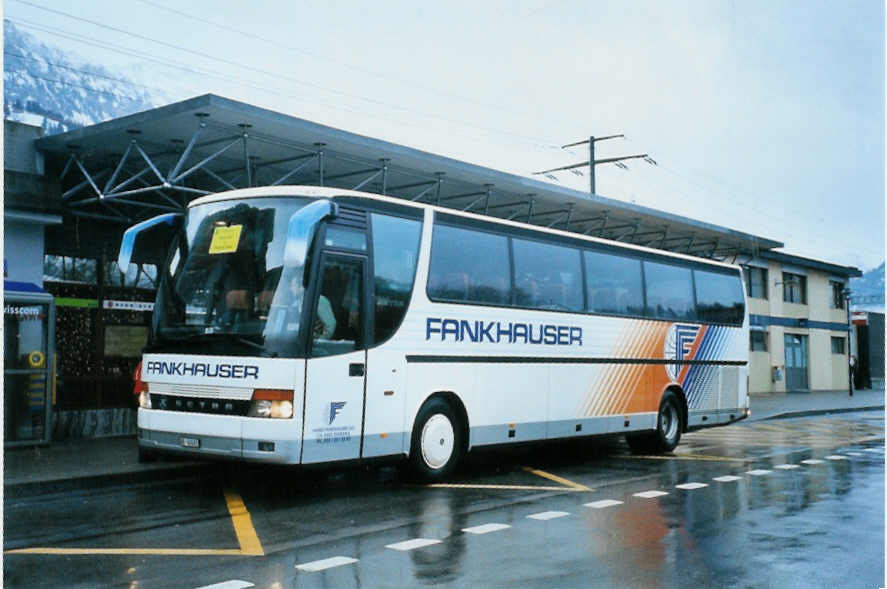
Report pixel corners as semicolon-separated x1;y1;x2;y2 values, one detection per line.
248;389;294;419
272;400;294;419
139;391;152;409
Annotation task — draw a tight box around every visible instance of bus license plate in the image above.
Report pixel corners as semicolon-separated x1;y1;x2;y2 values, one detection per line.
182;437;200;448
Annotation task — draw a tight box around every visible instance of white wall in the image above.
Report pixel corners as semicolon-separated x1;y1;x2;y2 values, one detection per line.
4;218;46;286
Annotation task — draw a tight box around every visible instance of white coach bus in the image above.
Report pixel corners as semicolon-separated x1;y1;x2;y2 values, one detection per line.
121;186;749;481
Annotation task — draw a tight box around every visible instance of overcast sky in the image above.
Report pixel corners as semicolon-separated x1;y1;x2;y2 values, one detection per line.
6;0;885;270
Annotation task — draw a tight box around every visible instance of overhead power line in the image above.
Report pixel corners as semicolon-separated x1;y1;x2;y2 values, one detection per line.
534;134;656;194
8;0;564;149
133;0;543;124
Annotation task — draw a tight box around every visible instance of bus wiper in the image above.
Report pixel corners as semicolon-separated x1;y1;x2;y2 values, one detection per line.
229;335;278;358
184;332;278;358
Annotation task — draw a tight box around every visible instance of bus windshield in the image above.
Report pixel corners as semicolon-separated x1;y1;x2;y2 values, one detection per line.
151;196;315;358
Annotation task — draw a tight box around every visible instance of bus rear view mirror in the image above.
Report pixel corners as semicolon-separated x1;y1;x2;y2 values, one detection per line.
118;213;183;270
283;199;337;268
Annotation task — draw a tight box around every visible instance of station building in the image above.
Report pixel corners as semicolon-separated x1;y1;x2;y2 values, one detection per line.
739;251;858;393
2;94;864;445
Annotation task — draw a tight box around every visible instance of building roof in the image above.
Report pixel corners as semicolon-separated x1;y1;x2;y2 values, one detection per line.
35;93;782;259
759;250;862;278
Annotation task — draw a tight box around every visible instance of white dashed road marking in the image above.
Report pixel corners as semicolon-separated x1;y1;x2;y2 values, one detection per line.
584;499;624;509
825;455;849;460
527;511;570;521
385;538;442;551
462;523;511;535
845;452;864;456
774;464;800;470
675;482;708;490
801;459;825;465
195;582;254;589
863;448;884;453
713;475;742;482
633;490;668;499
296;556;358;572
746;469;772;476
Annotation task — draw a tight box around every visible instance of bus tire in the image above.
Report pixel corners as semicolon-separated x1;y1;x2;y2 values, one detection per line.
138;446;158;463
626;390;683;453
408;397;464;483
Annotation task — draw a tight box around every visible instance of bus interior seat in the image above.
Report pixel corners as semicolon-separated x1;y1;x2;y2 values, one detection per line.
256;290;275;312
592;289;613;311
435;272;469;300
490;277;508;304
226;290;250;310
515;275;538;306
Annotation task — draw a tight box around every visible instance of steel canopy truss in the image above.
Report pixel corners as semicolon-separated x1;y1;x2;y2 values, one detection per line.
43;94;778;261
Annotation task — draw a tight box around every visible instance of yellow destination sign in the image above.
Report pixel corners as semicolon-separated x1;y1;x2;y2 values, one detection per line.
208;225;243;254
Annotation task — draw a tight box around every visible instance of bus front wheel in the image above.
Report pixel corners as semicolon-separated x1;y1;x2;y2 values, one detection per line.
626;390;683;453
408;397;464;482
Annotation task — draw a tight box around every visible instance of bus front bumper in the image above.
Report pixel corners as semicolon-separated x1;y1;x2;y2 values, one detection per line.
138;409;301;464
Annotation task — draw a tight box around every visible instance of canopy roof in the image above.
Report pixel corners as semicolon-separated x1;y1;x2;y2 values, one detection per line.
36;94;782;260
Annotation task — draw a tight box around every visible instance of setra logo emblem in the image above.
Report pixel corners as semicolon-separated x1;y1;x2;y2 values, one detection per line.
328;401;346;424
663;324;701;380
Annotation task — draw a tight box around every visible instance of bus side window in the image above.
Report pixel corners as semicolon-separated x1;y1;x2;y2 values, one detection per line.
694;269;744;325
585;250;643;316
512;237;582;311
428;224;510;306
371;214;422;344
643;260;696;321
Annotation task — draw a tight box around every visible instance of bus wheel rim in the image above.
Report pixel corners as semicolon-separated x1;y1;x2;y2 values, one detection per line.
661;401;678;441
421;414;455;470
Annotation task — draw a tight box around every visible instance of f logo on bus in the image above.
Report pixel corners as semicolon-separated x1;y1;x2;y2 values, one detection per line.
329;401;346;424
664;324;701;380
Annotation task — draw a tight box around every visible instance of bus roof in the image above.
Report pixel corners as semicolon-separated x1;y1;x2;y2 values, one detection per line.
191;186;743;271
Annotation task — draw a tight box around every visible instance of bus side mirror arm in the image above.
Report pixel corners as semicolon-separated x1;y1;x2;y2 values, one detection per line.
284;199;338;267
118;213;183;270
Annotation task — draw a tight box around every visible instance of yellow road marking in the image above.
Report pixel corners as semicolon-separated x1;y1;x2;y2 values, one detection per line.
426;483;585;491
224;488;264;556
5;487;264;557
523;467;593;491
5;548;243;555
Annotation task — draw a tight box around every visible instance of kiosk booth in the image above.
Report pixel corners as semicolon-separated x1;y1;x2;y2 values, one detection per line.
4;282;55;446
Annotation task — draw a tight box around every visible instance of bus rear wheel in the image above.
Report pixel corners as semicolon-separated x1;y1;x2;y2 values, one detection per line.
626;390;683;453
408;397;464;482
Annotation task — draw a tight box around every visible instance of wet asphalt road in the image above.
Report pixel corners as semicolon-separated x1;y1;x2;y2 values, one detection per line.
4;410;884;589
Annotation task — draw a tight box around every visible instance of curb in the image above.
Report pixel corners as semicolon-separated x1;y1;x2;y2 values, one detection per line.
759;405;884;421
4;462;220;499
6;406;883;496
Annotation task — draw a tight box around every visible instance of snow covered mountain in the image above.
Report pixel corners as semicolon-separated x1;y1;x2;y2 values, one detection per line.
851;262;885;311
3;20;160;134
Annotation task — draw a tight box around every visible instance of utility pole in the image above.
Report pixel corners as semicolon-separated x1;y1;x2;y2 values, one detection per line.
844;287;853;397
534;134;655;194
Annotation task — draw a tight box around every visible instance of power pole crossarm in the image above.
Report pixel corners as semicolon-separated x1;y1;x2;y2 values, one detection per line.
533;133;653;195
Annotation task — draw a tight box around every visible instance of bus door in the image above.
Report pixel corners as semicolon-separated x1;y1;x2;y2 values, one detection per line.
301;252;368;464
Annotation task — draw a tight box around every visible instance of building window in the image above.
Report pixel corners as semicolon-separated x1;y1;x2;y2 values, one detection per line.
831;336;846;354
782;272;807;304
830;281;846;309
43;255;98;284
104;261;158;289
743;266;768;299
750;331;768;352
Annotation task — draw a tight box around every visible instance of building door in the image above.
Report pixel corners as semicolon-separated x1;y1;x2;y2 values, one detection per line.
784;333;809;390
4;291;55;446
